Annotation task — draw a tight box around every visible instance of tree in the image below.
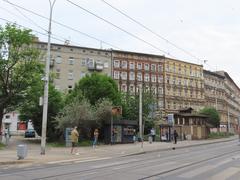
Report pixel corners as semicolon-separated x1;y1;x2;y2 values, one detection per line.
0;24;41;134
71;73;121;105
19;83;63;141
199;107;220;127
56;99;94;139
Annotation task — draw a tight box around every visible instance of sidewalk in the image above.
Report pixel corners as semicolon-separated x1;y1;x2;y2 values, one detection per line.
0;136;237;167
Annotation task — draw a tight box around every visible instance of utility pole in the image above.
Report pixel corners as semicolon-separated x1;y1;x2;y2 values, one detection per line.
41;0;56;155
227;106;230;133
139;85;143;149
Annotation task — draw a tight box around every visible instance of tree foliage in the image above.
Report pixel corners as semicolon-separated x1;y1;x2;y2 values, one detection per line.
199;107;220;127
19;83;63;141
0;23;42;132
71;73;121;105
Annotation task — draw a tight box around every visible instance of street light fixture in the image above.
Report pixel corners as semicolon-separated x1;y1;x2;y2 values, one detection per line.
41;0;56;155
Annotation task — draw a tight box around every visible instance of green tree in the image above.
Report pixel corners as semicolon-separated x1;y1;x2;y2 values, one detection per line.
94;98;112;127
0;24;41;133
19;83;63;141
71;73;121;105
56;99;94;139
199;107;220;127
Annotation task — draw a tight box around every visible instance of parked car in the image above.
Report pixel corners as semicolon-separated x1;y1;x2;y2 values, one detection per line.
24;129;36;138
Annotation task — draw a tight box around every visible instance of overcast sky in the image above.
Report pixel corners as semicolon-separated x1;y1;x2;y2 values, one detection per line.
1;0;239;86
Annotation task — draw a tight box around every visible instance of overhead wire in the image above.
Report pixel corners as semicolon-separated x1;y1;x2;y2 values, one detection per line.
100;0;203;64
0;6;83;46
0;17;73;44
66;0;174;57
2;0;121;49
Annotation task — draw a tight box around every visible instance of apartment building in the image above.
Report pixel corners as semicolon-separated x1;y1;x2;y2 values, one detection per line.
203;70;226;121
164;58;205;114
112;50;165;116
35;41;112;91
216;71;240;132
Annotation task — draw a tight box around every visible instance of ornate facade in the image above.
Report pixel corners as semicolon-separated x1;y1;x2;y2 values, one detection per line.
164;58;205;115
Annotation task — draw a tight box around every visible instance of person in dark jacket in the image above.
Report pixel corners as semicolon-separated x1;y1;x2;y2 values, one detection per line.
173;130;178;144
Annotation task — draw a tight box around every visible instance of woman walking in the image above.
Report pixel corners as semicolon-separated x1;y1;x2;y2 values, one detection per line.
93;129;99;148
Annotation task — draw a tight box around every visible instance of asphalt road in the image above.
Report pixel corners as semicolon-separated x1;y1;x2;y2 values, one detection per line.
0;140;240;180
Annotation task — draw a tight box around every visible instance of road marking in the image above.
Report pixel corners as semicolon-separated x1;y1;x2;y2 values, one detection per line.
210;167;240;180
91;159;139;168
47;156;99;164
179;158;234;178
74;157;111;163
179;165;213;178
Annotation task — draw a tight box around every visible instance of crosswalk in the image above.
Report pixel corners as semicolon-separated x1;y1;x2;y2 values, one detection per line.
170;156;240;180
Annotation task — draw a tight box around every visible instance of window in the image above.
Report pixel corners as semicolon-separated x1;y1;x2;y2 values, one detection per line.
137;63;142;70
121;72;127;80
166;64;169;72
158;87;163;94
68;57;75;65
121;61;127;69
68;70;74;80
80;72;86;78
56;68;60;79
129;62;135;70
151;64;156;72
56;56;62;64
114;71;119;79
151;75;156;82
158;76;163;83
158;65;163;72
81;58;86;66
114;60;120;68
152;87;157;95
129;72;135;80
144;63;149;71
144;73;149;82
137;73;142;81
130;85;135;93
121;84;127;92
173;77;176;84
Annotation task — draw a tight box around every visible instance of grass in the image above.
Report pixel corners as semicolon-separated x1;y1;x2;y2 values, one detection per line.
0;142;5;150
208;132;234;139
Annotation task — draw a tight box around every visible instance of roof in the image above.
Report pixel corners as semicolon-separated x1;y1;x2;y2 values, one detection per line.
203;70;225;79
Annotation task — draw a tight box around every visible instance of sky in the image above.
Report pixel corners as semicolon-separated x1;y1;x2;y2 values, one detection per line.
0;0;239;86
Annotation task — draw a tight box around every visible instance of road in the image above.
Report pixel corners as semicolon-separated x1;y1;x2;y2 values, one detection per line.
0;140;240;180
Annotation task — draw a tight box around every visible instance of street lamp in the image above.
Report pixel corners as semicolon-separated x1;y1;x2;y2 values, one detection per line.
41;0;56;155
139;84;143;149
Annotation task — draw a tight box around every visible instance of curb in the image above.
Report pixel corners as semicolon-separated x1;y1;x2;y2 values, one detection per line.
0;137;237;166
122;137;237;157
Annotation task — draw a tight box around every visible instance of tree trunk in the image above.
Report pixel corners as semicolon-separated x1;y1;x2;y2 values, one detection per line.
0;107;4;142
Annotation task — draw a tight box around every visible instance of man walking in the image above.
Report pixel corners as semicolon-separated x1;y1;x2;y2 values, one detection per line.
93;129;99;148
173;130;178;144
70;126;79;154
150;128;156;142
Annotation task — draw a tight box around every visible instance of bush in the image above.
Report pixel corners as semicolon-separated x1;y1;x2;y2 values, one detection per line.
208;132;234;139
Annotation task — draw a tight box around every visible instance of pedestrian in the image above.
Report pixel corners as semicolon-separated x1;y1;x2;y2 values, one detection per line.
93;128;99;148
70;126;79;154
112;128;117;144
173;130;178;144
150;128;156;142
165;131;169;141
133;129;136;143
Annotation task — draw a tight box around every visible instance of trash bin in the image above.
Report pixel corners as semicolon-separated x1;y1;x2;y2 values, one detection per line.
17;144;27;160
148;136;153;144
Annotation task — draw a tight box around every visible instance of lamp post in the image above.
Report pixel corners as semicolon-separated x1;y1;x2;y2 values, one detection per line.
139;84;143;149
41;0;56;155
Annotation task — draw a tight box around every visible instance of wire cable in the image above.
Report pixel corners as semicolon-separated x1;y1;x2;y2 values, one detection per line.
2;0;121;49
66;0;174;57
100;0;202;64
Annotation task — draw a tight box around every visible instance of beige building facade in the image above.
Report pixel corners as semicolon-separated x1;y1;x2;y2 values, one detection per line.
164;58;205;115
36;41;112;92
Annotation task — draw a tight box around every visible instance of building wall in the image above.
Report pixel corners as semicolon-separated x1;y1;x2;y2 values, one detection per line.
112;50;165;117
204;70;226;124
164;58;205;115
35;42;112;92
